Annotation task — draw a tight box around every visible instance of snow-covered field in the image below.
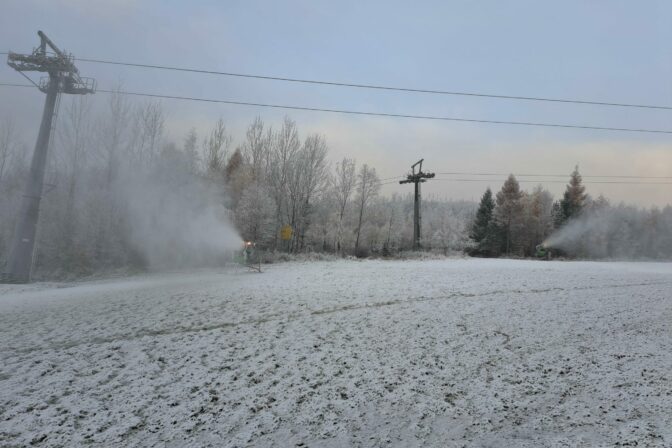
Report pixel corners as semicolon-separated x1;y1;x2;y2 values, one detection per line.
1;259;671;447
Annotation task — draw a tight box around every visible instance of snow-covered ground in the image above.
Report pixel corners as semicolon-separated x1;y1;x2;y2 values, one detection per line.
1;259;671;447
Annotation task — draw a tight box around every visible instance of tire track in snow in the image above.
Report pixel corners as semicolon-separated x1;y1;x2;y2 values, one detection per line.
3;280;670;355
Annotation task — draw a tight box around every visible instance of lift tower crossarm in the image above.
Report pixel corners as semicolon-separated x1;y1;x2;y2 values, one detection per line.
7;31;95;94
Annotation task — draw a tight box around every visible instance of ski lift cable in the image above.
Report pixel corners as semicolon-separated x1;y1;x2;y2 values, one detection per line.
434;172;672;180
4;50;671;110
429;178;672;185
59;55;672;111
86;88;672;135
4;81;670;186
2;82;671;135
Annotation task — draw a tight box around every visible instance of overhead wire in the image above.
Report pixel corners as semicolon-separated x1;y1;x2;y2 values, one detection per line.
3;54;671;191
4;50;671;110
15;72;40;89
429;178;672;185
2;82;671;185
0;82;34;88
434;172;672;180
2;83;672;134
76;88;672;135
381;177;672;187
67;56;672;111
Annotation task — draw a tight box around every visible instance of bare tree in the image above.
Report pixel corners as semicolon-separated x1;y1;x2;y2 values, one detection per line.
383;192;404;253
56;96;93;252
241;116;272;183
354;164;380;254
269;117;300;249
0;117;17;187
99;88;131;186
333;157;356;253
183;128;199;174
60;96;92;203
131;101;165;165
295;134;329;250
235;183;276;244
203;118;232;181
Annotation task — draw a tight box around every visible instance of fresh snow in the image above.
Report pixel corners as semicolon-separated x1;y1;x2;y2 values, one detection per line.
1;259;671;447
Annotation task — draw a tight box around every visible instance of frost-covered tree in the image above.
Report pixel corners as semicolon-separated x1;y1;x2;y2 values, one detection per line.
268;117;300;248
381;193;405;254
182;128;199;175
557;165;587;226
203;118;231;181
294;135;329;251
0;117;18;187
52;96;94;269
354;164;380;255
225;148;251;210
659;206;672;256
235;184;276;245
429;206;471;254
495;174;524;256
0;119;26;267
225;147;244;179
305;195;336;252
5;102;671;280
99;88;131;186
519;185;554;255
470;187;496;255
332;157;356;253
130;101;164;165
241;116;272;182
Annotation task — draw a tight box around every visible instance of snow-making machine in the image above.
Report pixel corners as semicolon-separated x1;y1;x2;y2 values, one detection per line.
241;241;262;272
535;244;552;260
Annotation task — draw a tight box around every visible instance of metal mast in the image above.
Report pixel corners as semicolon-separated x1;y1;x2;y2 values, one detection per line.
399;159;435;250
2;31;95;283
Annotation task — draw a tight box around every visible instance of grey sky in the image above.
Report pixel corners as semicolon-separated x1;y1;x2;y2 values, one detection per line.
1;0;671;205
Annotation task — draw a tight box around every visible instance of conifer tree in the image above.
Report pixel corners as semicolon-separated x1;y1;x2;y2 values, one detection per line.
470;187;495;254
495;174;523;255
552;200;564;228
557;165;587;226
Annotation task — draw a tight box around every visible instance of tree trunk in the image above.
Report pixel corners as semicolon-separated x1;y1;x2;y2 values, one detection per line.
354;201;365;252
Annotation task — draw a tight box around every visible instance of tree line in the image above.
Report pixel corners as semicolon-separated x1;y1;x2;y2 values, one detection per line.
0;94;474;278
2;93;671;279
468;167;672;258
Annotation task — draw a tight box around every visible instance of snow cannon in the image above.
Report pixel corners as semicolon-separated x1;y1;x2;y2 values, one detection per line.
241;241;262;272
243;241;255;260
535;243;552;260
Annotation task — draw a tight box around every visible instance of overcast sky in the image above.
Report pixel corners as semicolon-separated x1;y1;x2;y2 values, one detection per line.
1;0;671;206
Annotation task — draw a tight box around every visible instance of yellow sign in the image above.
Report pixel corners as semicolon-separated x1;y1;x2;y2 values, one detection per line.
280;225;293;241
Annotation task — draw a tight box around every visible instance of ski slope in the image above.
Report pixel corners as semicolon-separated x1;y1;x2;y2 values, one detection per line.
1;259;671;447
